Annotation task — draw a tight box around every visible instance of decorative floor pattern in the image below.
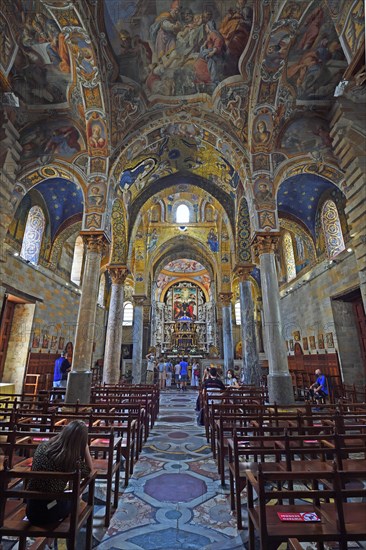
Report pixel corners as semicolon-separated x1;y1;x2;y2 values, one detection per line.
94;389;246;549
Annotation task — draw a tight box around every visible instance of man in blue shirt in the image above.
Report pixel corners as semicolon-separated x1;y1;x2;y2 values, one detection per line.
309;368;328;402
53;351;71;389
179;357;189;391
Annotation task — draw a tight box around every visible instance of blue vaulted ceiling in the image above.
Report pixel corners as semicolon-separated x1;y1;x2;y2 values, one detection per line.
34;178;84;239
277;174;339;236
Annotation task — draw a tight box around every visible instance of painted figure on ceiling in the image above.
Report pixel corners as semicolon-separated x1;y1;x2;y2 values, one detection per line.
120;158;156;191
194;21;225;86
219;0;253;61
298;6;324;51
253;120;271;145
207;228;219;252
150;0;182;61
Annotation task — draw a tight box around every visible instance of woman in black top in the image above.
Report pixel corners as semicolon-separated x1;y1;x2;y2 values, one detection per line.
26;420;93;525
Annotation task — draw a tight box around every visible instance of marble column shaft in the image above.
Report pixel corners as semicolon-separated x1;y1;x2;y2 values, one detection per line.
103;266;128;384
239;279;261;386
219;294;234;375
131;296;146;384
255;236;294;405
66;235;106;403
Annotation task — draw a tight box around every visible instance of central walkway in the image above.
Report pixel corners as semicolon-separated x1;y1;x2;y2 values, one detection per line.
95;389;246;549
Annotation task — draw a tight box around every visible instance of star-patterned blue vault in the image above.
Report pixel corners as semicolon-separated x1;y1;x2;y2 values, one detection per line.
277;174;339;237
34;178;84;239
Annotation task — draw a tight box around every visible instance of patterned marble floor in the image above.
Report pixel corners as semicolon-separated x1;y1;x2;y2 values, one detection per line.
94;389;247;550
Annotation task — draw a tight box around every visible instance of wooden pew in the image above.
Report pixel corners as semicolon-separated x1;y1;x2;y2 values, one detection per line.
0;468;96;550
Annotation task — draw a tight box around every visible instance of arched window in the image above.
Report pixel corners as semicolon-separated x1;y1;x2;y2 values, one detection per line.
176;204;190;224
20;206;46;265
283;232;296;282
70;235;84;285
235;301;241;325
123;301;134;326
321;199;345;259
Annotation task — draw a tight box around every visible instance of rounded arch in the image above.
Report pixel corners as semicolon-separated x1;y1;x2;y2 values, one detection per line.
128;173;236;238
273;158;345;194
161;277;209;302
49;220;82;269
151;235;217;282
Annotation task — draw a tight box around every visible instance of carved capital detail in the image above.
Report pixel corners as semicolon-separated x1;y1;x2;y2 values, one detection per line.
234;264;256;282
108;265;129;285
251;233;280;258
132;294;147;307
218;292;233;307
82;233;109;255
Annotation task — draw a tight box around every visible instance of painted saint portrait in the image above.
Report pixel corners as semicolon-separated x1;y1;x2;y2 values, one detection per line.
254;178;275;209
87;114;107;154
207;228;219;252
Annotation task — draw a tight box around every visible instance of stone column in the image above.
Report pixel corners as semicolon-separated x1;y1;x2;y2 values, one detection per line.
219;293;234;376
131;295;146;384
103;266;128;384
66;234;107;403
234;265;261;386
252;234;294;405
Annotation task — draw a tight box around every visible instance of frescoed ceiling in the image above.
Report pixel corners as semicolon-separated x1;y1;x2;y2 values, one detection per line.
156;258;210;300
118;135;241;203
34;178;84;239
104;0;254;98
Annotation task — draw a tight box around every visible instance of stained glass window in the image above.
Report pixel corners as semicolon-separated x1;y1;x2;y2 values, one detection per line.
321;199;345;258
283;232;296;282
20;206;45;265
123;301;134;326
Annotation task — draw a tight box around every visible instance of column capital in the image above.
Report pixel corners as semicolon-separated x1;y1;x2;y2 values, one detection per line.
108;265;129;285
132;294;148;307
234;264;256;282
251;233;280;258
81;232;109;255
218;292;233;307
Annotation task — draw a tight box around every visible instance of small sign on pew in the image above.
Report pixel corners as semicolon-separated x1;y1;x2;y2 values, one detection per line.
277;512;321;522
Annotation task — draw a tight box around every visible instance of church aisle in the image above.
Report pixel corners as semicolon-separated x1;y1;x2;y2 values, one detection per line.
95;389;246;549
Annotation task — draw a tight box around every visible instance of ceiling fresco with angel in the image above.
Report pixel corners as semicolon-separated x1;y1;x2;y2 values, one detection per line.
118;135;241;205
104;0;254;97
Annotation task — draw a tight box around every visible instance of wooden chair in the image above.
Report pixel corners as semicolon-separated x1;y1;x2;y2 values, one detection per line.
228;430;285;530
88;429;121;527
0;468;96;550
246;464;366;550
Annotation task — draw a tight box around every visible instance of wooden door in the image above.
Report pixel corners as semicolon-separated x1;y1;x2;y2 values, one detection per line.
353;299;366;373
0;299;15;379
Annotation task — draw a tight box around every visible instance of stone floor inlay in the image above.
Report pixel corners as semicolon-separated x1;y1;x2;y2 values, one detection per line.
96;389;246;549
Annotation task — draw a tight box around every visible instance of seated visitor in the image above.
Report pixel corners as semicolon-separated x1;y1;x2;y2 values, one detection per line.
309;368;329;403
226;368;240;387
26;420;93;525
